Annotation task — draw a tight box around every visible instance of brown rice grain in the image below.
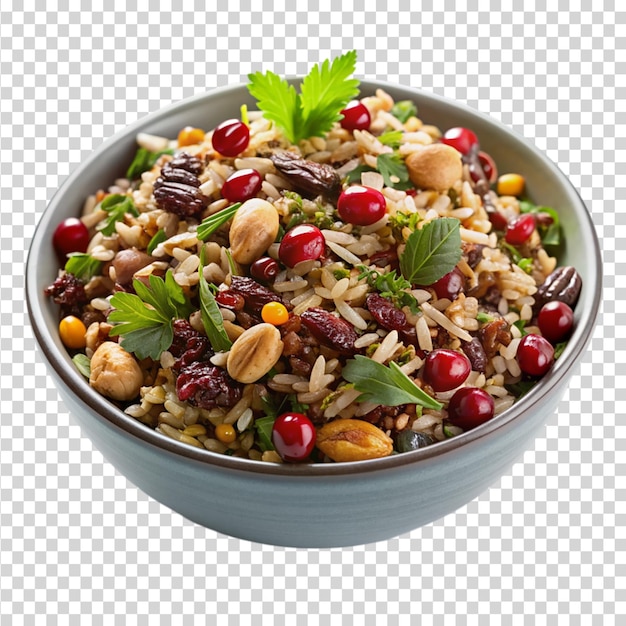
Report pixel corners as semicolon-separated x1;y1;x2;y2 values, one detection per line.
204;438;228;454
158;412;186;430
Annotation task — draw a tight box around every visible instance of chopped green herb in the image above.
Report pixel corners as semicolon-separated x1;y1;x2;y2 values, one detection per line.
513;319;529;336
500;240;523;263
126;147;174;180
282;190;303;209
72;353;91;378
247;50;360;144
388;210;421;232
476;312;495;324
254;415;276;452
554;341;568;359
358;265;419;313
505;380;537;398
108;270;194;360
342;355;442;410
399;217;462;286
518;257;534;274
288;394;309;414
390;100;417;123
64;253;102;282
344;163;376;184
376;153;412;190
377;130;403;149
96;194;139;236
333;268;351;281
147;229;166;255
196;202;241;241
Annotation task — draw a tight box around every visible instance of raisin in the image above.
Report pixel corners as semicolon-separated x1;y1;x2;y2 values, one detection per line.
44;273;88;318
300;307;358;355
463;242;485;269
270;152;341;201
229;276;291;315
365;293;407;332
368;249;400;271
461;337;488;373
534;266;582;311
478;318;511;359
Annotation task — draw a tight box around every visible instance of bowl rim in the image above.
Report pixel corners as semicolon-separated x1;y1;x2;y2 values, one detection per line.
26;78;603;477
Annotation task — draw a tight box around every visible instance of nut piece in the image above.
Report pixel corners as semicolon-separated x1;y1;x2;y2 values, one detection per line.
316;418;393;462
229;198;280;265
89;341;144;401
405;143;463;192
226;322;284;383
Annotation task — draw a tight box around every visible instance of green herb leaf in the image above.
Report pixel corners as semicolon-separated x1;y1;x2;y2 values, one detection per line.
358;265;419;313
390;100;417;123
147;229;166;255
399;217;462;286
64;253;102;281
344;163;377;184
389;210;421;232
126;147;174;180
72;353;91;378
513;319;528;336
376;153;412;190
108;270;193;360
553;340;568;359
254;415;276;452
518;257;534;274
198;250;232;352
196;202;241;241
377;130;403;149
519;200;561;246
476;312;495;324
97;194;139;236
505;380;536;398
247;51;359;144
342;355;442;410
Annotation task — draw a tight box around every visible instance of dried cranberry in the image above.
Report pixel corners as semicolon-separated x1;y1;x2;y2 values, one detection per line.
176;362;241;409
249;257;281;283
215;290;245;311
229;276;289;315
44;273;88;317
365;293;407;331
430;267;465;300
300;307;358;355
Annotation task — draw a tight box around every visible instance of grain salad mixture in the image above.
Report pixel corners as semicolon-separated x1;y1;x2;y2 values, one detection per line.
45;52;582;464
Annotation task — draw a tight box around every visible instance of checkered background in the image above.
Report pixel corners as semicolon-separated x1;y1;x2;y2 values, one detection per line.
1;2;623;623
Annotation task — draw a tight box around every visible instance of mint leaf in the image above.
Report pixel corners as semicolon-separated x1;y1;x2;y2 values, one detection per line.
399;217;462;286
342;355;442;410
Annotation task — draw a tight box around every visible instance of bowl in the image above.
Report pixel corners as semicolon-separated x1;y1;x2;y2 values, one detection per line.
26;79;602;548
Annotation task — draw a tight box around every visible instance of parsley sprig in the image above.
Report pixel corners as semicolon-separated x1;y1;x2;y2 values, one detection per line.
358;265;419;313
108;271;194;360
247;50;360;144
97;194;139;236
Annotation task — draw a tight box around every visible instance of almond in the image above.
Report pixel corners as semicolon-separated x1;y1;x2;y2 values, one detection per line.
229;198;280;265
405;143;463;192
226;323;284;383
316;418;393;462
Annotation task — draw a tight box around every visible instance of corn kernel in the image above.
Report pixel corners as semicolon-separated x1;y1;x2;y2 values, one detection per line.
497;173;525;197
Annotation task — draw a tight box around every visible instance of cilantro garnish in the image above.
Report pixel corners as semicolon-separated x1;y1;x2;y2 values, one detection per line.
342;355;442;410
399;217;462;286
376;153;412;190
97;194;139;236
389;211;421;232
358;265;419;313
64;253;102;282
247;50;360;144
108;270;194;360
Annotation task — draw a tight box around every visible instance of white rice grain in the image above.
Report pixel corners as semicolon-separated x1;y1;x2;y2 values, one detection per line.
415;315;433;352
334;298;368;331
371;330;400;363
421;302;473;342
325;241;362;266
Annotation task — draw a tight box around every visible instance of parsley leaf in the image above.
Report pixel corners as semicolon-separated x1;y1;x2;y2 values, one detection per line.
64;253;102;281
390;100;417;123
97;194;139;236
342;355;442;410
247;51;359;144
358;265;419;313
399;217;462;286
376;153;412;190
196;202;241;241
108;270;193;360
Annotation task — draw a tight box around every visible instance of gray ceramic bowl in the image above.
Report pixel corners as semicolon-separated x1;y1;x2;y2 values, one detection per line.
26;80;601;548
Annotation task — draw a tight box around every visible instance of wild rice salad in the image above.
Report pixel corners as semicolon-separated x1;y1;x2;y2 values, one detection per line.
46;52;582;463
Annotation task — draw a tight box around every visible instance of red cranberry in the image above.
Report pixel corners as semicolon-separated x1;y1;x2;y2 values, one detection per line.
249;256;280;282
478;151;498;184
538;301;574;343
517;333;555;376
423;349;471;392
447;387;495;430
52;217;90;260
505;213;535;245
212;119;250;157
340;101;371;131
278;224;325;268
272;412;316;462
221;168;262;202
431;267;465;300
215;290;245;311
337;185;387;226
488;209;509;231
441;127;479;155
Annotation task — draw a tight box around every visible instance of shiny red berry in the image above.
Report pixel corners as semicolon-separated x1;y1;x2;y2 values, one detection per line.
249;256;280;282
272;412;316;462
52;217;90;260
423;349;472;392
488;209;509;231
221;168;262;202
278;224;325;268
447;387;495;430
340;101;371;131
505;213;535;245
441;127;479;155
337;185;387;226
517;333;555;376
431;267;465;300
538;301;574;343
477;151;498;184
212;119;250;157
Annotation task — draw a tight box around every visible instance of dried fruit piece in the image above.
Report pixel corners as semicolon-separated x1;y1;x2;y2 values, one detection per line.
230;276;290;315
365;293;407;331
316;418;393;462
270;152;341;201
300;307;358;355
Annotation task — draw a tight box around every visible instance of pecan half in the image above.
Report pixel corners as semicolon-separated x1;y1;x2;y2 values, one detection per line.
269;152;341;201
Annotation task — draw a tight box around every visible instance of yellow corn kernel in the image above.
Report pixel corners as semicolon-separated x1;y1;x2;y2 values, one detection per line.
497;173;525;197
177;126;205;147
215;423;237;444
59;315;87;349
